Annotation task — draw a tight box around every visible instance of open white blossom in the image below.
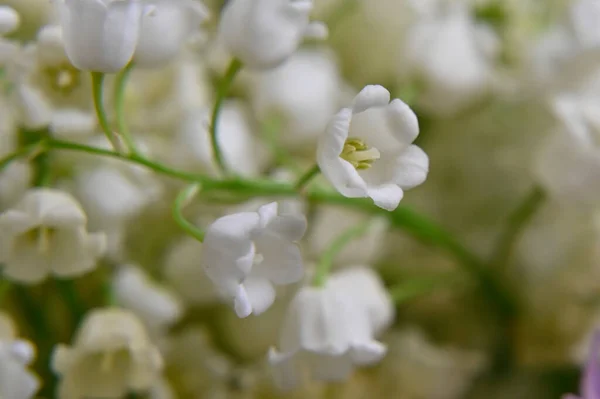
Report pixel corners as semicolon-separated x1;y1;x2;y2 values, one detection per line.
134;0;208;68
317;85;429;211
113;266;184;333
218;0;328;69
0;312;40;399
0;6;20;35
53;0;147;73
201;202;307;318
0;189;106;283
52;308;164;399
268;281;387;390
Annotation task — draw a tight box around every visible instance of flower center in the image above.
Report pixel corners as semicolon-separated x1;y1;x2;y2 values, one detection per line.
23;227;55;254
340;138;381;170
44;63;81;95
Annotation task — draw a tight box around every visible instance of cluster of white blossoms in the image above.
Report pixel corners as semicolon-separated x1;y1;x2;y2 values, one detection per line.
3;0;600;398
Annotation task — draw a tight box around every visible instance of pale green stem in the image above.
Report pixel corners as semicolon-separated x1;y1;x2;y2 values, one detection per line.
313;222;373;287
91;72;123;153
295;164;320;191
173;184;205;242
210;59;243;175
114;63;140;157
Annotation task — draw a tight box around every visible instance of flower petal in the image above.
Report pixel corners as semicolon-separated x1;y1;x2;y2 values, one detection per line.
367;184;404;211
391;144;429;189
233;284;252;318
352;85;390;114
386;99;420;144
242;277;276;315
253;231;304;285
267;214;307;242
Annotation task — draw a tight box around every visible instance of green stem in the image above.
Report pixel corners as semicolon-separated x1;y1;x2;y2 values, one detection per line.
0;142;43;172
114;63;140;157
492;186;545;271
295;164;320;191
91;72;123;153
173;184;205;242
17;139;515;317
209;58;243;175
54;279;86;329
389;273;463;304
0;279;12;304
313;222;373;287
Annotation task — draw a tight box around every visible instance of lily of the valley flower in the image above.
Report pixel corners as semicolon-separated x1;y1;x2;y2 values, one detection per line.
0;312;40;399
563;331;600;399
268;279;387;390
0;6;19;35
218;0;328;69
52;308;163;399
54;0;147;73
317;85;429;211
134;0;208;68
0;188;106;283
201;202;307;318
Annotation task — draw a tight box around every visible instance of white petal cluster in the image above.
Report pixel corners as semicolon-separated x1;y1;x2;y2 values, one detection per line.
317;85;429;211
0;313;40;399
218;0;327;69
201;202;307;318
52;308;164;399
268;267;392;389
0;189;106;283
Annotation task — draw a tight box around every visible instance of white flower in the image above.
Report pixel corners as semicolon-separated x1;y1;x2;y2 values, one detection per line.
113;266;183;333
201;202;307;318
52;308;163;399
249;49;345;150
268;281;387;389
54;0;147;73
218;0;328;69
404;3;499;115
0;162;32;209
0;6;20;36
0;189;107;284
317;85;429;211
133;0;208;68
327;267;395;335
0;312;40;399
49;109;97;139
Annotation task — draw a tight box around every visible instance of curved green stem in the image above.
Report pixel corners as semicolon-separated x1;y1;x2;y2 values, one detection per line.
492;186;545;271
313;222;373;287
173;184;205;242
0;142;43;172
9;138;516;317
91;72;123;153
209;59;243;175
114;63;140;157
295;164;320;191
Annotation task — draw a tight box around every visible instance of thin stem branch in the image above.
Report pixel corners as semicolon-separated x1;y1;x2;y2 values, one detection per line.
173;184;205;242
313;222;373;287
492;186;546;271
91;72;123;153
210;59;243;175
114;63;140;157
295;164;320;191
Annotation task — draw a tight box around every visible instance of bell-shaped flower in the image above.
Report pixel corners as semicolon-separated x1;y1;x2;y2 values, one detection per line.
113;265;184;334
0;312;40;399
201;202;307;318
218;0;328;69
268;280;387;390
133;0;208;68
53;0;147;73
327;267;395;335
0;188;107;284
0;6;19;35
52;308;164;399
563;331;600;399
317;85;429;211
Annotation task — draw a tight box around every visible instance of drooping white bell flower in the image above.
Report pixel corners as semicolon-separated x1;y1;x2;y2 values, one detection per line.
0;312;40;399
0;6;20;35
249;49;345;151
268;281;387;389
317;85;429;211
0;161;32;209
0;188;107;284
113;265;184;333
327;267;395;335
218;0;328;69
133;0;208;68
52;308;164;399
53;0;147;73
201;202;307;318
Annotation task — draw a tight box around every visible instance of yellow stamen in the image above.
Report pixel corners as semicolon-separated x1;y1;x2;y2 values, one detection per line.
340;138;381;170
